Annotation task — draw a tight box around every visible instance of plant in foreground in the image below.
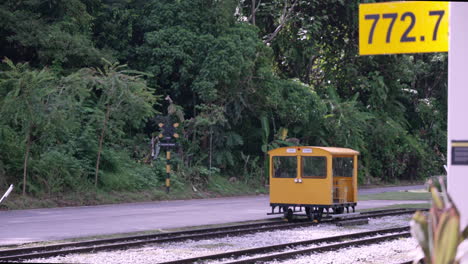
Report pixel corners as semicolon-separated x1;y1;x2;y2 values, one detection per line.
411;177;468;264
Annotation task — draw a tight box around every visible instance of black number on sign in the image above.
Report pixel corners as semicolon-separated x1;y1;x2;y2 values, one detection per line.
429;10;445;41
400;12;416;42
365;14;380;44
382;13;397;43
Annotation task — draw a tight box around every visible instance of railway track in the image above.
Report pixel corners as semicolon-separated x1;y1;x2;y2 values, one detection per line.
0;208;421;262
159;226;411;264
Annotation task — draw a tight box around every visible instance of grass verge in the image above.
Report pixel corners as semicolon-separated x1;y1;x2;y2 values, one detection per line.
1;174;268;210
358;191;431;201
357;203;431;212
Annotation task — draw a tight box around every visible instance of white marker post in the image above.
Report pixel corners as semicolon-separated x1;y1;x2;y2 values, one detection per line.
0;184;13;204
447;2;468;227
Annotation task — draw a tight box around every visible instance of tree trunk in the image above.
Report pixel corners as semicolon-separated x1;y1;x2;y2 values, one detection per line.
248;0;261;25
251;0;256;25
263;153;269;185
304;55;318;85
95;106;111;187
263;0;298;44
22;132;32;196
209;127;213;170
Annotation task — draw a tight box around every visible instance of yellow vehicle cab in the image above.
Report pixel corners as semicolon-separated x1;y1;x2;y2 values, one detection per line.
268;146;359;221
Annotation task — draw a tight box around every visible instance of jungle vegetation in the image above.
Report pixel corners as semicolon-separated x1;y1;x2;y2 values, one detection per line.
0;0;447;199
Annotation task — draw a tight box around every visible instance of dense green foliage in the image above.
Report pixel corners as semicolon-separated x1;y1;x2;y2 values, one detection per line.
0;0;446;197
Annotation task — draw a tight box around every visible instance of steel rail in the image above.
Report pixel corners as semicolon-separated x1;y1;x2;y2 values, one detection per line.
0;208;410;258
223;232;412;264
0;208;422;262
0;219;292;255
334;208;424;222
158;226;410;264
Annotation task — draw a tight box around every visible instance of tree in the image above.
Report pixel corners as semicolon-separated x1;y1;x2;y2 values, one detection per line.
0;0;105;70
0;59;56;195
0;58;90;195
83;59;157;187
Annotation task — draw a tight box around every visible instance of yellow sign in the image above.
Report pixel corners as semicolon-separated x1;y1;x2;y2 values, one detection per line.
359;1;448;55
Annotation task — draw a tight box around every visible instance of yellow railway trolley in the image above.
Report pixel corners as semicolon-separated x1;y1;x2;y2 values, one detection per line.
268;146;359;221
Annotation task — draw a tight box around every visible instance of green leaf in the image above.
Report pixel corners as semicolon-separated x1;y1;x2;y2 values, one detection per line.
431;186;444;209
434;211;460;264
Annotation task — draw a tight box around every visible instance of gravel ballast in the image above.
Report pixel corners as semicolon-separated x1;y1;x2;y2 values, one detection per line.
26;215;418;264
268;237;418;264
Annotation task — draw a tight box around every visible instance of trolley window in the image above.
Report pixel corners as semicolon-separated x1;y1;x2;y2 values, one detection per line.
302;156;327;178
333;157;354;177
273;156;297;178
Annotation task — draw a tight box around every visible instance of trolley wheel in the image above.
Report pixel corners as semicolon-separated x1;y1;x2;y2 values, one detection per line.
305;207;313;221
306;207;323;222
334;206;344;214
314;208;324;222
284;208;294;221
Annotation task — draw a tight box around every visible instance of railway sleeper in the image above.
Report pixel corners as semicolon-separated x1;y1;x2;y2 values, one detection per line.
335;219;369;226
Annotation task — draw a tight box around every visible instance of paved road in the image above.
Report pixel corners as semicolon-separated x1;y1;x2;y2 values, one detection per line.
0;185;427;246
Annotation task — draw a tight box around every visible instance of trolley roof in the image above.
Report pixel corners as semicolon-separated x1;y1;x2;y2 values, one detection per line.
268;146;359;156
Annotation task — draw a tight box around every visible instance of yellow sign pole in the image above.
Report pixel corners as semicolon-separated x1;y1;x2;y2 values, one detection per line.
166;150;171;193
